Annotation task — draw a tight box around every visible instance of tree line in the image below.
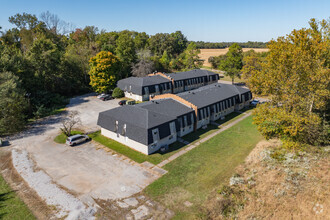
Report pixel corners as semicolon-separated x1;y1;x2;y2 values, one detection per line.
193;41;267;49
0;12;202;136
203;18;329;149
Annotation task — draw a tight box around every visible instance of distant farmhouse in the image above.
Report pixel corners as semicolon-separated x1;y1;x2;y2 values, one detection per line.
117;69;220;101
98;82;252;155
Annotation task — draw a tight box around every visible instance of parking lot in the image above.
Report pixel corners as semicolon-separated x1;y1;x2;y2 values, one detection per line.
10;94;158;206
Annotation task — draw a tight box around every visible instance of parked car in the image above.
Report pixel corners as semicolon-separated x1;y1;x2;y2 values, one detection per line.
127;100;136;105
118;100;127;106
100;94;113;101
97;93;106;99
250;99;260;107
66;134;90;146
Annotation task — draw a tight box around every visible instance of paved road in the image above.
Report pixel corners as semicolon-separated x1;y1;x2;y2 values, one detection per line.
9;94;158;204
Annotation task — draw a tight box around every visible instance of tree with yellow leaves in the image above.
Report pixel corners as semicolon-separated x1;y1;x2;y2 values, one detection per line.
88;51;120;93
243;18;330;148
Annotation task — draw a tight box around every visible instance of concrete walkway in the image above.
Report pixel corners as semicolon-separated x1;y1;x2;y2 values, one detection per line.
157;112;252;168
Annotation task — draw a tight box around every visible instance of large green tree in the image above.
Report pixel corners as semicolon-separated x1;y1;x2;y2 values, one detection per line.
0;72;27;135
88;51;120;93
219;43;243;84
245;18;330;148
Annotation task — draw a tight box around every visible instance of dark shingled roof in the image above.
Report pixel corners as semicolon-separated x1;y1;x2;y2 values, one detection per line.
117;75;170;95
166;69;217;81
98;105;176;129
137;98;194;118
177;83;250;108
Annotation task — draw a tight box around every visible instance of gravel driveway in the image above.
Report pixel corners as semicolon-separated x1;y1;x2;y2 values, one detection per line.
9;94;158;217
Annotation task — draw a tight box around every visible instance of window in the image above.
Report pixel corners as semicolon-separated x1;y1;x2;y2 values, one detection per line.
200;110;204;119
184;115;188;127
204;108;207;118
115;121;119;137
207;107;211;117
233;98;236;105
169;122;176;135
122;124;126;136
144;87;149;95
129;85;132;91
191;113;194;124
229;99;232;107
115;121;118;132
152;128;160;143
178;118;183;128
155;85;159;93
164;83;167;90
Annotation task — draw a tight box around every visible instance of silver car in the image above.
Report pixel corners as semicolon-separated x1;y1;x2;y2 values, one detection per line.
66;134;90;146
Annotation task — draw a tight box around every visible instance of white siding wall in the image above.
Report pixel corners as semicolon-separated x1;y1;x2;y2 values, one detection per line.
148;134;177;154
101;128;149;154
124;91;143;101
178;125;194;137
101;128;177;155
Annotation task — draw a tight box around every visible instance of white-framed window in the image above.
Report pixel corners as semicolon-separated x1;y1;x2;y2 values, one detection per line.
115;121;118;132
184;115;188;127
200;110;204;120
152;128;160;143
144;87;149;95
207;107;211;117
169;122;176;135
122;124;127;136
115;121;119;137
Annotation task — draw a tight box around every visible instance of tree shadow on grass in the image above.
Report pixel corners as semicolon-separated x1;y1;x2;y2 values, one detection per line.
0;191;14;218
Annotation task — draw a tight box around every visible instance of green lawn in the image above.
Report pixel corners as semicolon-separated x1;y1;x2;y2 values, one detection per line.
183;124;218;144
89;131;187;165
0;175;35;220
144;116;262;219
54;130;83;144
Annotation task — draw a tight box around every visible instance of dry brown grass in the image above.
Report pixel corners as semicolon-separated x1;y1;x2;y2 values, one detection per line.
205;140;330;220
200;48;269;67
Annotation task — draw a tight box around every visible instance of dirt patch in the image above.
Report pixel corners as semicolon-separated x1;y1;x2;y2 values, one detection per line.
94;192;173;220
200;48;269;67
205;140;330;219
0;149;55;220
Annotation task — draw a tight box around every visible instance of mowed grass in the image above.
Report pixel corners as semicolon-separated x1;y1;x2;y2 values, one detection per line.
54;130;83;144
0;175;35;220
144;116;262;218
89;131;186;165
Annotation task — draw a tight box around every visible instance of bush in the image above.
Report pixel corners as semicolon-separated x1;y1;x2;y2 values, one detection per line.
112;87;124;98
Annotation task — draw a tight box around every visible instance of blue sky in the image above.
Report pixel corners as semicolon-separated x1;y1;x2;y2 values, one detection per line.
0;0;329;42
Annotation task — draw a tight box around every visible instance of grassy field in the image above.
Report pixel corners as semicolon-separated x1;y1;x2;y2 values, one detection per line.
144;116;263;219
0;175;35;220
89;131;187;165
54;130;83;144
200;48;269;67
